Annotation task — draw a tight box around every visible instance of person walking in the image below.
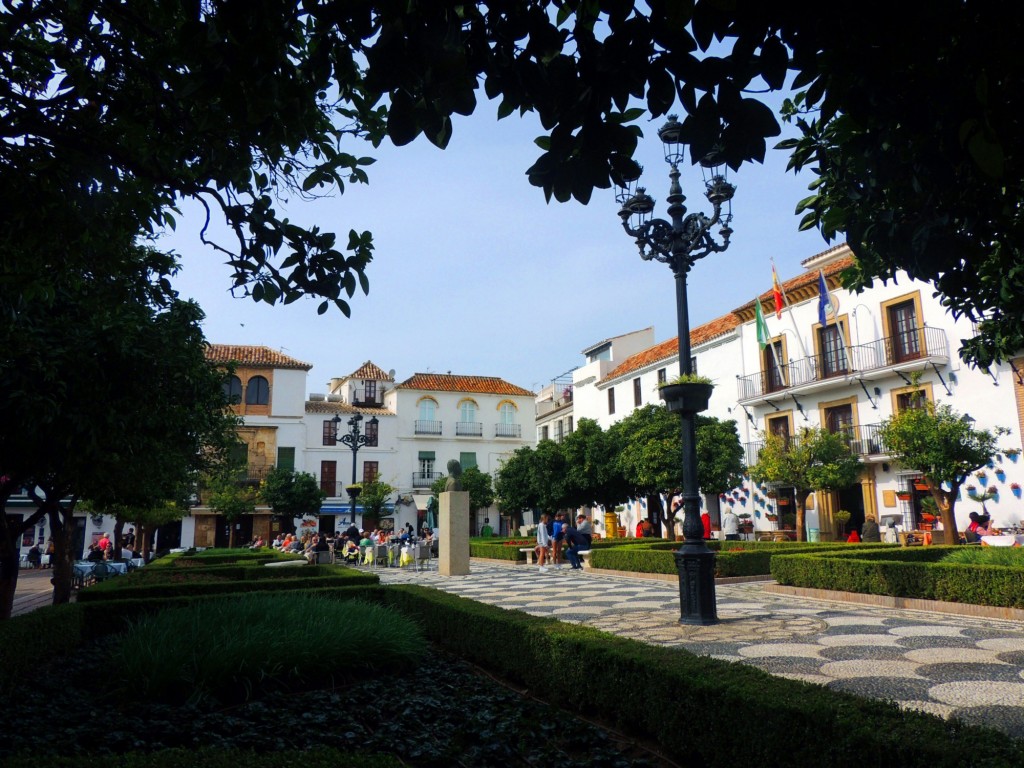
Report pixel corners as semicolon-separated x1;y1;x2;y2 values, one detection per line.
720;508;740;541
535;514;552;573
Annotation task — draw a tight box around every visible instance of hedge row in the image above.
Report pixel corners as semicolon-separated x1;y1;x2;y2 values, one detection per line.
146;549;304;569
3;747;402;768
5;578;1022;765
76;567;379;603
771;548;1024;608
380;584;1022;768
591;543;890;578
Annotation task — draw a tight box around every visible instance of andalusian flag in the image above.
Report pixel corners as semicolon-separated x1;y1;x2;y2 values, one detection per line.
771;263;784;319
755;298;770;349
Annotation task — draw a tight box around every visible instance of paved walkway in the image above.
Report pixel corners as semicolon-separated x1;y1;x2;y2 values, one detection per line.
373;561;1024;738
10;568;59;617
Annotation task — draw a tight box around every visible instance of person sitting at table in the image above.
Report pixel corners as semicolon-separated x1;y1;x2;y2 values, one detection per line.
860;514;881;543
26;544;42;569
86;544;104;562
341;538;360;563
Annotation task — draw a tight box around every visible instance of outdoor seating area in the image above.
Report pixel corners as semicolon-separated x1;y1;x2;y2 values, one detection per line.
71;558;145;588
359;541;434;572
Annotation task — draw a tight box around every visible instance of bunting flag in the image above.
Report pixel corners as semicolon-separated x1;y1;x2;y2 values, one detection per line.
817;269;835;326
771;263;784;319
755;298;770;349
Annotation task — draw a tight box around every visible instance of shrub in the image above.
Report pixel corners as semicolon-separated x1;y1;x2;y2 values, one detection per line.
111;593;422;705
940;547;1024;567
1;748;403;768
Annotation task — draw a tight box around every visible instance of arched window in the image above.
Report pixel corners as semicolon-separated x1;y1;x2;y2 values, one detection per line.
499;402;517;424
459;399;478;423
223;375;242;404
245;375;269;405
418;398;436;421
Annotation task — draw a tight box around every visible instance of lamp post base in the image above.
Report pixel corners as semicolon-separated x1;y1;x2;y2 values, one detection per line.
674;541;718;625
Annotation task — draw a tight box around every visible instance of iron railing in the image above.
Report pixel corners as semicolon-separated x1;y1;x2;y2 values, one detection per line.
412;471;443;488
737;326;949;400
414;420;442;435
495;423;522;438
743;423;887;467
455;421;483;437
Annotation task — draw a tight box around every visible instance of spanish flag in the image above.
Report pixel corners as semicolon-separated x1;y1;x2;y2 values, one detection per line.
771;263;784;319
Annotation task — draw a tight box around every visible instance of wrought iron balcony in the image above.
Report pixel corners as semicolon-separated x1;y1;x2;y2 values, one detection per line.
737;326;949;402
412;471;442;488
414;420;442;435
742;423;887;468
455;421;483;437
495;422;522;438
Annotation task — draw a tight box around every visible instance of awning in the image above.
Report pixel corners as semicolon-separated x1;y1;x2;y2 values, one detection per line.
418;451;435;460
413;494;433;512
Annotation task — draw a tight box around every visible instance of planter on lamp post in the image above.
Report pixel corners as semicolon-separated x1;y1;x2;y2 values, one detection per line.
658;376;715;414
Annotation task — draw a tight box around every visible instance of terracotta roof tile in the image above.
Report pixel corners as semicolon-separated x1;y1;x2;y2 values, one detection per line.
305;400;393;417
603;314;741;382
347;361;393;381
732;251;857;319
395;373;534;397
206;344;312;371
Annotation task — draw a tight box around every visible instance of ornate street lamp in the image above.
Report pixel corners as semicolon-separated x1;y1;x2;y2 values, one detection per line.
331;412;379;526
616;114;735;625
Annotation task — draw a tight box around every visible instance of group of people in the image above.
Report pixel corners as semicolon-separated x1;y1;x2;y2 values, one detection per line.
84;529;139;562
255;522;437;565
534;512;593;572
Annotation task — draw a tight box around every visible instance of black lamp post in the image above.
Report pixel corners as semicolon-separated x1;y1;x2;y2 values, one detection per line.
332;412;379;526
616;114;735;625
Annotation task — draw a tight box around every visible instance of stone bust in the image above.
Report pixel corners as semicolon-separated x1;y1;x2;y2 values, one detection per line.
444;459;462;492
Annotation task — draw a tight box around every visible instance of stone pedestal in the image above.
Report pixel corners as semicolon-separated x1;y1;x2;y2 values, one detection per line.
439;491;470;576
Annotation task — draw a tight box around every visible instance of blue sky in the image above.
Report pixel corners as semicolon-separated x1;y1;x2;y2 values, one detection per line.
162;103;831;395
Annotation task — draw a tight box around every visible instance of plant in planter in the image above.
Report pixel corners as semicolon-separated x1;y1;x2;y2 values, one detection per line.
1011;483;1022;499
975;470;988;486
995;468;1006;482
1005;448;1021;463
765;513;779;522
657;374;715;414
834;509;851;536
896;489;912;501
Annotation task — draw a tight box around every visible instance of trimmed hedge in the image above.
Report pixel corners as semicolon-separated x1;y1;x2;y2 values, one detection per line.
772;546;1024;608
76;569;380;606
381;584;1023;767
2;747;402;768
146;548;305;569
5;579;1023;765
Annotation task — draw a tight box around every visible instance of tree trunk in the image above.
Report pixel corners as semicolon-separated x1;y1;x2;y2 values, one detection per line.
47;502;76;606
795;495;807;542
0;495;43;620
648;494;665;538
113;517;126;556
936;484;959;545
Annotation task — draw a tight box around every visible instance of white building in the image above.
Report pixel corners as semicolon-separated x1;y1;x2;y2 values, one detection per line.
544;244;1024;540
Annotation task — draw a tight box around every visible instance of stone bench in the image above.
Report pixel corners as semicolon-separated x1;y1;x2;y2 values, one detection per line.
579;550;592;568
519;547;537;565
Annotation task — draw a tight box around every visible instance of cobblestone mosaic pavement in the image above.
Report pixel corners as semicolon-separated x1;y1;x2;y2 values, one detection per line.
372;561;1024;737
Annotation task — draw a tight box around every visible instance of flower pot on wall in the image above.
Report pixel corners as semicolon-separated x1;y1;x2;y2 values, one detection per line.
658;382;714;414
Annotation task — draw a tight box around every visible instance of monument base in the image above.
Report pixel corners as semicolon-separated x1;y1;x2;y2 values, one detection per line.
439;491;470;576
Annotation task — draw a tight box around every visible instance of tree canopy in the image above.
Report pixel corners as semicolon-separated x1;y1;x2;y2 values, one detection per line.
879;402;1005;544
6;1;1020;366
260;468;326;520
749;427;863;542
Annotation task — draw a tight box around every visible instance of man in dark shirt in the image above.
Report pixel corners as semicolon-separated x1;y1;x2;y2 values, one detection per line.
562;525;590;570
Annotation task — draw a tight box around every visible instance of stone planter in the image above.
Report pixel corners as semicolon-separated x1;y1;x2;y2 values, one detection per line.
658;382;714;413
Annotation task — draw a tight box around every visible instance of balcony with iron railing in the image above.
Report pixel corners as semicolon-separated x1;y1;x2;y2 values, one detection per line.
412;471;443;488
737;326;949;402
351;385;385;408
414;420;442;435
455;421;483;437
743;423;888;467
495;422;522;438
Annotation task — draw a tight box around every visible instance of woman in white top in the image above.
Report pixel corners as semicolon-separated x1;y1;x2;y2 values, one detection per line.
535;514;552;572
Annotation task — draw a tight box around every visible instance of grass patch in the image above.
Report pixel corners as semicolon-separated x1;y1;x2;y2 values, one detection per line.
111;593;422;705
940;547;1024;567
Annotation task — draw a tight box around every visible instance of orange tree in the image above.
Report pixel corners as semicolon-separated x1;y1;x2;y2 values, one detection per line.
749;428;862;542
879;403;1005;544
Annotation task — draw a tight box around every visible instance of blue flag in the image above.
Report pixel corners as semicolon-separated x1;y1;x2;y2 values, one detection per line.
817;270;834;326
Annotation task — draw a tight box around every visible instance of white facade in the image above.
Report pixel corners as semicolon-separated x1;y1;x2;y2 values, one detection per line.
546;244;1024;540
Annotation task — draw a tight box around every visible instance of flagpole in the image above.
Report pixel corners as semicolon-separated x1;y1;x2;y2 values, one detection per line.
755;298;785;387
771;258;811;362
